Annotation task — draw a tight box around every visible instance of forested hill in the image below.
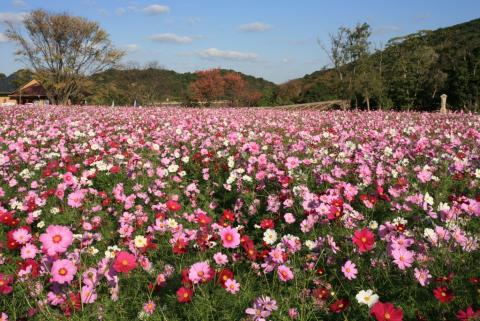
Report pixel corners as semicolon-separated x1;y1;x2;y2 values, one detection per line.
279;18;480;111
88;68;277;106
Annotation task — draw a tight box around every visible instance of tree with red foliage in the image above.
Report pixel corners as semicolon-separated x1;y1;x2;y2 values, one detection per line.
223;72;246;106
189;69;225;105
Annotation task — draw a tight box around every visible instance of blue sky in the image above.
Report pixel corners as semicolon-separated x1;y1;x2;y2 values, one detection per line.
1;0;479;83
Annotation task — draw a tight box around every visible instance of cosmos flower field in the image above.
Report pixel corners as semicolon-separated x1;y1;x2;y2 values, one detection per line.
1;106;480;321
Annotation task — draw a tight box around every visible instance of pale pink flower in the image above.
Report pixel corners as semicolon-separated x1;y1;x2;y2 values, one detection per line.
392;248;414;270
341;260;358;280
414;268;432;286
81;285;97;304
12;228;31;245
225;278;240;294
285;156;300;170
20;243;38;259
67;190;86;208
213;252;228;265
284;213;296;224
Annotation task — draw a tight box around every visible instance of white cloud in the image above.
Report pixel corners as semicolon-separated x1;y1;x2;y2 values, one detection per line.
142;4;170;15
238;22;271;32
149;33;193;44
0;12;27;25
0;32;9;42
197;48;259;61
12;0;26;7
124;44;139;52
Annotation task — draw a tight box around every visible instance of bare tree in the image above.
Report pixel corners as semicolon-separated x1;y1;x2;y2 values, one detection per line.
6;9;124;104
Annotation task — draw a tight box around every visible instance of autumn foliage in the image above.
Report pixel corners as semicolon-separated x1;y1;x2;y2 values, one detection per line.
189;68;262;106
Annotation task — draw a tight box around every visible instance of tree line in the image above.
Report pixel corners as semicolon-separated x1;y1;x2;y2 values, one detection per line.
4;10;480;110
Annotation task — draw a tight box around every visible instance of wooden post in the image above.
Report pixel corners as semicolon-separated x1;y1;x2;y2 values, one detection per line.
440;94;447;114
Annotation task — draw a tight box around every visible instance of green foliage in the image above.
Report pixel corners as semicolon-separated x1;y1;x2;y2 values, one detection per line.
289;18;480;111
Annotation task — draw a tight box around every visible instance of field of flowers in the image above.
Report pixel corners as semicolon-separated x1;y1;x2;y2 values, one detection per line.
0;106;479;321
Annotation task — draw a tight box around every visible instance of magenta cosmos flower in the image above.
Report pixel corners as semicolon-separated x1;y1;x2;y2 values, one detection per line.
220;226;241;249
51;259;77;284
39;225;73;256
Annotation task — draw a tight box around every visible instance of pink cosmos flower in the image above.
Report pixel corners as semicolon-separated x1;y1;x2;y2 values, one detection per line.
51;259;77;284
277;265;294;282
342;260;358;280
392;248;414;270
284;213;296;224
220;226;241;249
225;278;240;294
81;285;97;304
20;243;38;259
39;225;73;256
285;156;300;170
12;228;31;245
67;190;86;208
143;301;156;315
414;268;431;286
213;252;228;265
188;261;212;284
0;312;7;321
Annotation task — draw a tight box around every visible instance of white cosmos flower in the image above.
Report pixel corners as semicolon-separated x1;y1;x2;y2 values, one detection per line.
134;235;148;248
355;289;379;307
263;229;277;245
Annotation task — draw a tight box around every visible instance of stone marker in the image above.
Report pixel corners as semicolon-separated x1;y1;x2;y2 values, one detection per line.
440;94;447;114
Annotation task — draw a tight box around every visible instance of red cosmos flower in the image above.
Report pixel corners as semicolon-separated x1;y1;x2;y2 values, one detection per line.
469;277;479;285
197;213;212;226
166;200;181;212
327;205;343;220
181;268;192;286
0;211;19;227
260;219;275;229
329;299;349;313
110;165;121;174
173;239;188;255
66;164;78;174
243;242;257;261
434;287;454;303
112;251;136;273
176;287;193;303
352;228;375;253
223;209;235;222
216;268;234;288
456;307;480;321
370;301;403;321
6;230;21;250
312;287;330;300
0;274;13;294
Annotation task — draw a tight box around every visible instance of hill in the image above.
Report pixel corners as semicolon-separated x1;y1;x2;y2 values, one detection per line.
87;68;277;106
280;18;480;111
